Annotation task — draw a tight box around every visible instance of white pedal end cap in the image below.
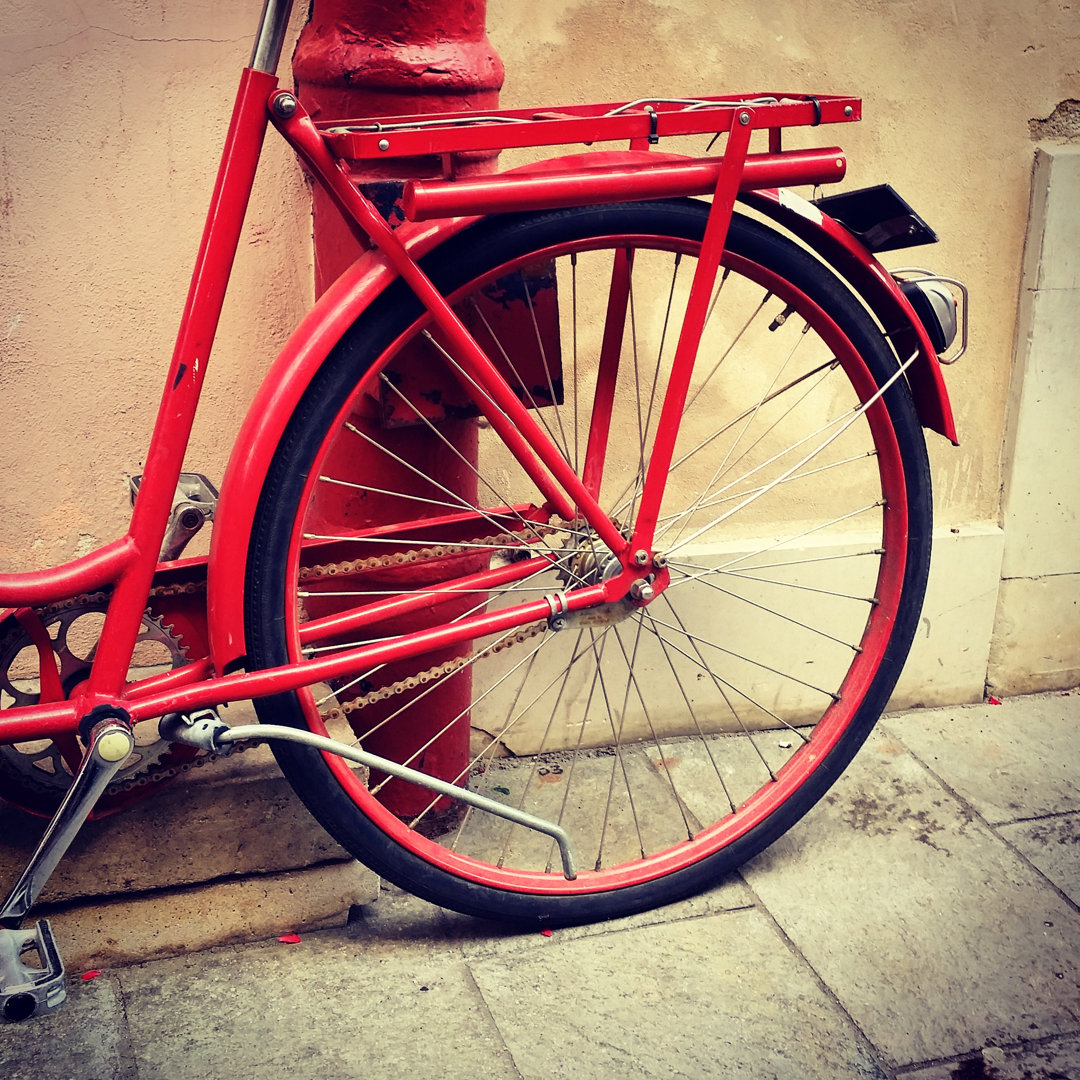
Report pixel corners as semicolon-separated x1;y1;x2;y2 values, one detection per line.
97;730;135;762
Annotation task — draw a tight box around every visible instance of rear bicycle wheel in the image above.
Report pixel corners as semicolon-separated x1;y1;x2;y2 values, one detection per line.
245;201;931;923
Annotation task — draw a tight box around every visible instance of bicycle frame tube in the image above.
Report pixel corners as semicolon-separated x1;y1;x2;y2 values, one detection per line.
86;67;280;702
627;109;755;553
0;572;619;740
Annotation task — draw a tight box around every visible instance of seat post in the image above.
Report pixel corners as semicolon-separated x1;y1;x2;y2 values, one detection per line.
250;0;296;74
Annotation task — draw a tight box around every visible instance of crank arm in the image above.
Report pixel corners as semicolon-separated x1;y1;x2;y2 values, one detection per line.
1;714;135;1022
1;716;135;927
160;711;578;880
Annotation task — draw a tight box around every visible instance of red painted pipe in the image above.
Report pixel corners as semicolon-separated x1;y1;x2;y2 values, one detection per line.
294;0;504;293
293;1;504;816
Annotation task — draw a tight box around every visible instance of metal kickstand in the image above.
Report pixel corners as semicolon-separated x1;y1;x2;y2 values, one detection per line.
0;713;135;1022
160;710;579;880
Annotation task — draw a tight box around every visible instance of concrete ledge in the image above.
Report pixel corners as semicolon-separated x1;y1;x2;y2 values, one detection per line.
890;522;1004;709
31;860;377;971
0;750;351;904
991;145;1080;695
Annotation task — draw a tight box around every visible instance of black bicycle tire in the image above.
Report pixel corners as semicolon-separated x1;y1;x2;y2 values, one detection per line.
245;200;932;925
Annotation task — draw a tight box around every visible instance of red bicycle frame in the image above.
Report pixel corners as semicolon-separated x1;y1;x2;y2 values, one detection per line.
0;1;953;749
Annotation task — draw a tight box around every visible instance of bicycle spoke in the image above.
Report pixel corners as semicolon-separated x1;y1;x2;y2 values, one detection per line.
664;319;815;550
520;269;573;464
654;452;877;530
667;499;886;584
604;615;696;842
591;626;648;868
645;608;738;815
607;343;837;531
671;564;865;651
648;592;784;775
464;294;570;463
375;374;562;545
662;355;915;558
644;610;838;700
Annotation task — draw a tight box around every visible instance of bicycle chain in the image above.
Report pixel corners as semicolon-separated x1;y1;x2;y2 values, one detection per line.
114;621;548;791
302;528;552;728
318;621;545;726
297;526;555;581
92;525;559;792
26;576;207;618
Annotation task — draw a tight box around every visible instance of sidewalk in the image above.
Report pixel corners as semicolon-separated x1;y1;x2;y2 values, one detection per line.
2;691;1078;1080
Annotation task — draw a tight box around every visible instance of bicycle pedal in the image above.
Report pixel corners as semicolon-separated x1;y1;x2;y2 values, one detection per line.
131;472;220;560
129;470;219;513
0;920;67;1023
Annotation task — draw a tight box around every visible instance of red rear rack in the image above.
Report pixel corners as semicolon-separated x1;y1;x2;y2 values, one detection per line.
319;92;862;161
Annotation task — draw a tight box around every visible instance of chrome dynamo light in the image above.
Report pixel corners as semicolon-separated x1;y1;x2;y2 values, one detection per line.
895;270;968;364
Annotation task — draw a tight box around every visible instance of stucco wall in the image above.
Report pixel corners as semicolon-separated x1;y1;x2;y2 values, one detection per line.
1;1;1077;698
0;2;314;569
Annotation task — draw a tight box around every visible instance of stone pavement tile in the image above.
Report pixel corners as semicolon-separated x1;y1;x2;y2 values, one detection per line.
117;931;518;1080
998;812;1080;905
445;875;754;961
345;860;752;963
742;730;1080;1069
0;975;131;1080
881;693;1080;823
899;1034;1080;1079
468;908;888;1080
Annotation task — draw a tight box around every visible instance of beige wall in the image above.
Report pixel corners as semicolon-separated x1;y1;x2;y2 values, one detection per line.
1;1;1077;697
0;2;314;569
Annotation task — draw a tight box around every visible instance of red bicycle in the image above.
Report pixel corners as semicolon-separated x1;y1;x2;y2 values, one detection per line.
0;0;965;1021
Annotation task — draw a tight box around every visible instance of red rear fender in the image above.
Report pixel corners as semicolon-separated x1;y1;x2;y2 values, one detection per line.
740;187;958;446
